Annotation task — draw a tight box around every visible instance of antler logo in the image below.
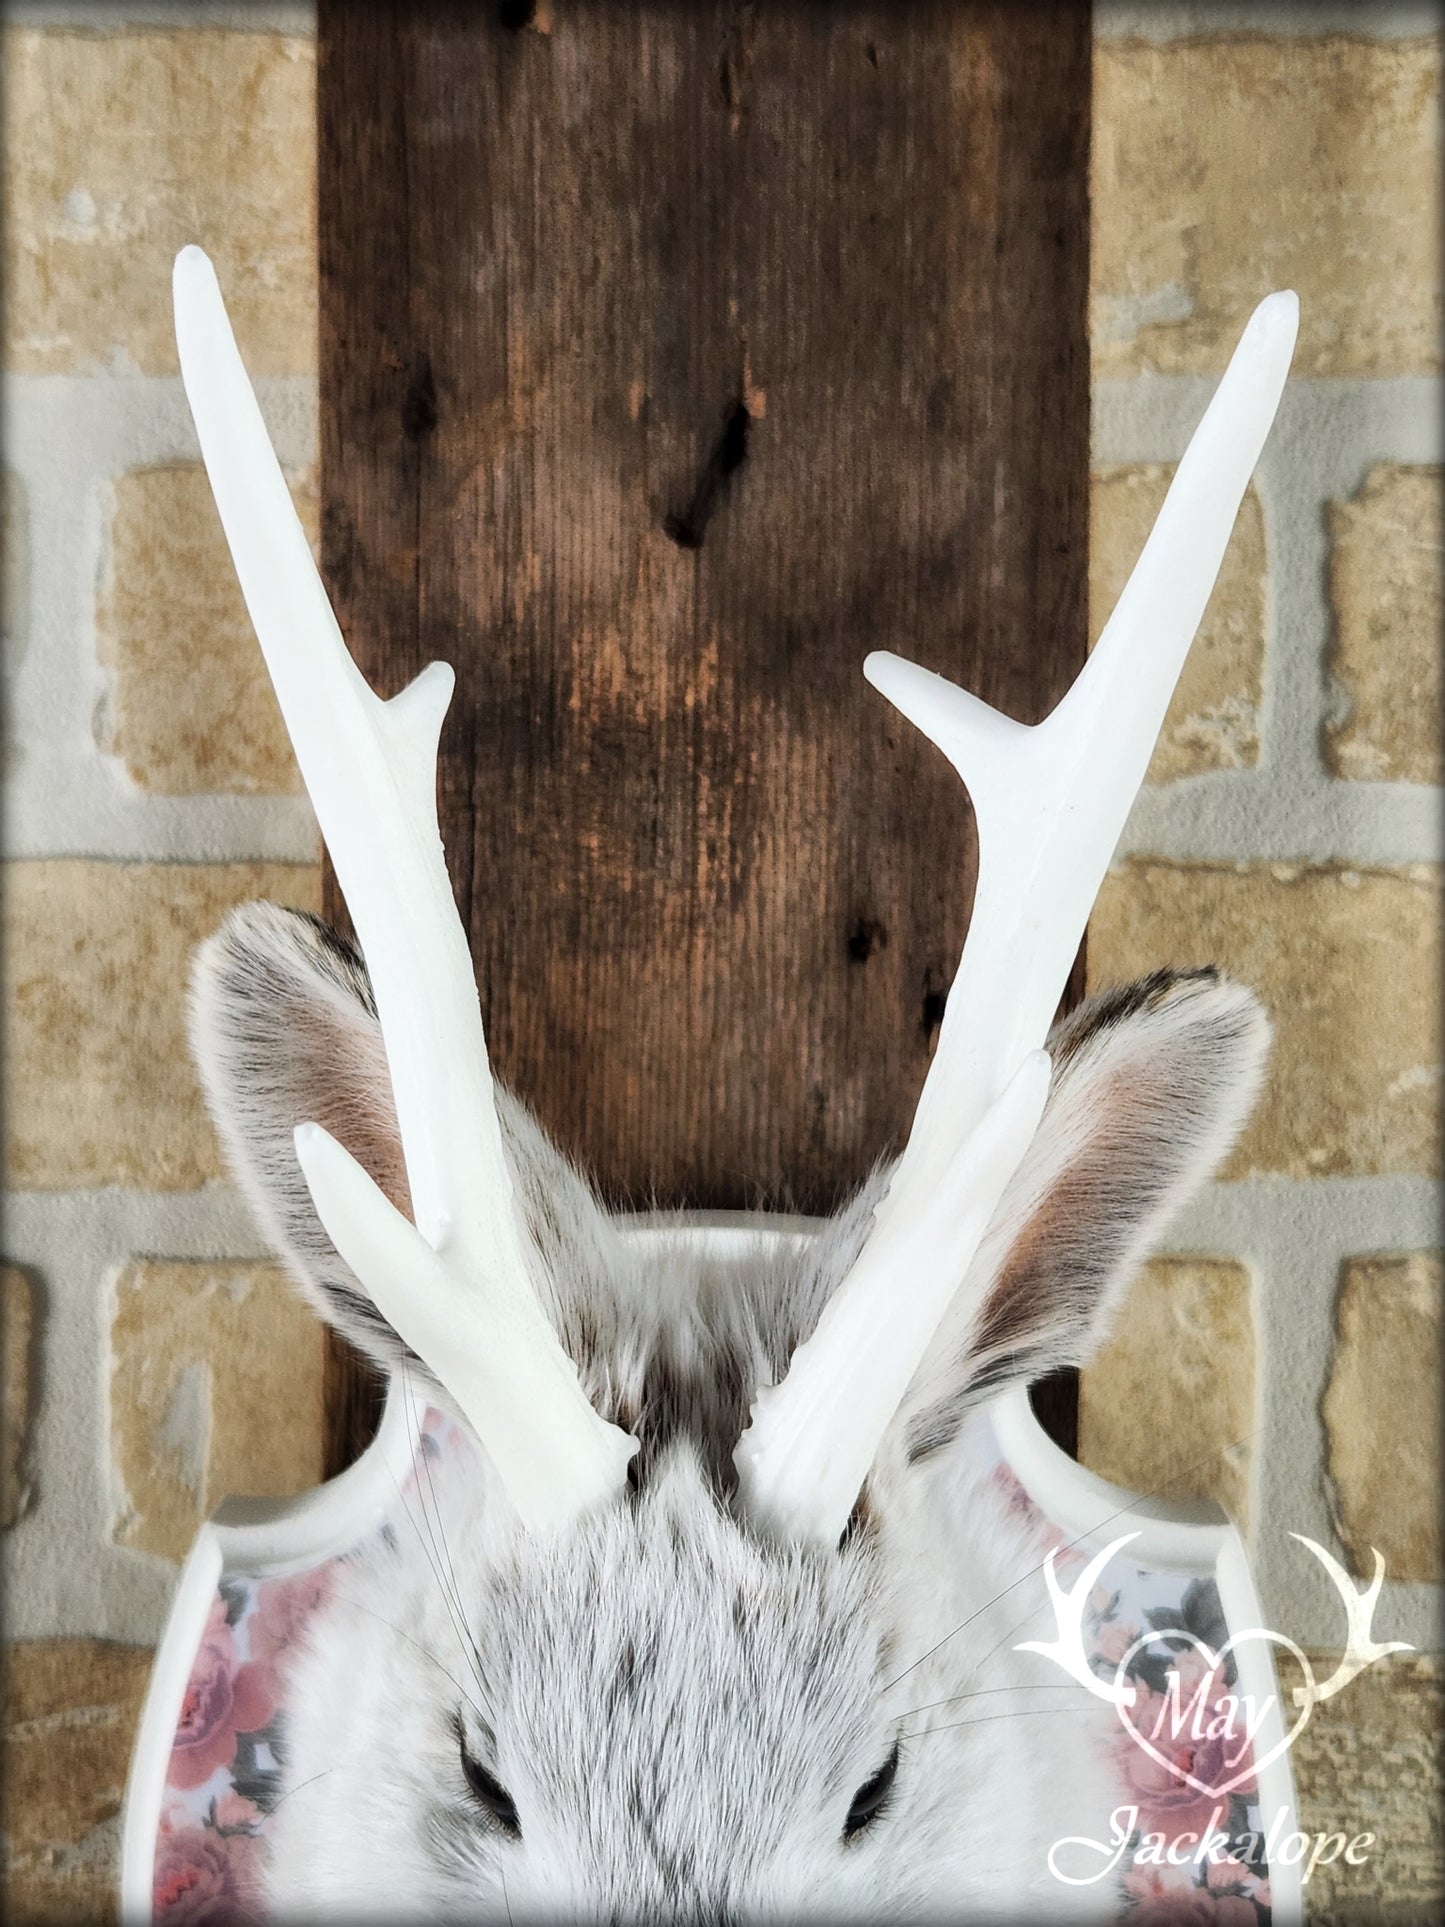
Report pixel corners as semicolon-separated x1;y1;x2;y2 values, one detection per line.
1018;1533;1413;1803
1284;1535;1415;1706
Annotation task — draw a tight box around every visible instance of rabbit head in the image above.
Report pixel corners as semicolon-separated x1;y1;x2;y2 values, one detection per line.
194;910;1266;1922
171;248;1294;1920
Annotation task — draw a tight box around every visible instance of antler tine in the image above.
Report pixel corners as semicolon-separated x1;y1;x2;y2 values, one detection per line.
1289;1535;1414;1706
1014;1535;1139;1707
735;293;1297;1546
173;247;636;1532
870;289;1299;1177
735;1049;1052;1544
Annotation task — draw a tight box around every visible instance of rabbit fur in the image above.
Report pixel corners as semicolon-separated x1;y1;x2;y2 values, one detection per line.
188;902;1269;1924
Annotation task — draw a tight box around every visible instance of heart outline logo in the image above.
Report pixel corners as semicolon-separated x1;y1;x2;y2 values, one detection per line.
1112;1627;1316;1802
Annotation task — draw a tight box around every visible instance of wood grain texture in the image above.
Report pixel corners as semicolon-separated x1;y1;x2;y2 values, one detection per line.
318;1;1089;1469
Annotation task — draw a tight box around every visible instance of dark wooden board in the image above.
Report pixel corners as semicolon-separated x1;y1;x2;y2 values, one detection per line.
318;0;1089;1472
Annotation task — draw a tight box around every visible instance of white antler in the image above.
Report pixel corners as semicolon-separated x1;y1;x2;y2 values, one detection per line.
1289;1535;1414;1707
1014;1536;1139;1708
735;292;1298;1545
173;246;636;1532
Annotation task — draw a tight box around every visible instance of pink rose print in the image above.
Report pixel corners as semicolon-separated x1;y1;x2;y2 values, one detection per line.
167;1599;279;1792
213;1790;263;1832
1113;1662;1257;1842
158;1792;193;1835
1093;1615;1142;1671
1205;1854;1269;1907
987;1461;1052;1544
249;1563;336;1669
1124;1862;1258;1923
152;1826;260;1922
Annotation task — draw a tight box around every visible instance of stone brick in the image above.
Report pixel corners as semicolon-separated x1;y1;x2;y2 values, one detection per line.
1278;1648;1443;1925
2;1638;152;1924
1089;862;1441;1179
1323;1252;1441;1584
1325;465;1443;785
1078;1257;1255;1527
4;861;321;1189
2;1265;36;1530
3;29;316;376
111;1260;325;1561
1092;467;1265;779
1094;39;1441;376
99;464;314;794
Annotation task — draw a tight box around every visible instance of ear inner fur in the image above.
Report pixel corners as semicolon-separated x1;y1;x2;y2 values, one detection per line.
899;969;1270;1462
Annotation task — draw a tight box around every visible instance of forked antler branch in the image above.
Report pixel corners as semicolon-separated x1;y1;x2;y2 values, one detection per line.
735;293;1298;1545
1014;1535;1140;1708
173;247;636;1532
1290;1535;1414;1707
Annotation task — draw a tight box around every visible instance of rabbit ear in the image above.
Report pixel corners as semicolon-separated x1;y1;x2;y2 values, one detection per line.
189;902;617;1392
888;969;1270;1463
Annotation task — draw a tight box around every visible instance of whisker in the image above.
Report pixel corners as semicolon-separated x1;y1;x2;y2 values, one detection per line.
401;1365;463;1596
332;1589;486;1721
886;1426;1259;1689
379;1380;487;1702
266;1766;336;1818
397;1365;488;1699
898;1680;1101;1721
386;1457;483;1700
411;1374;474;1677
901;1704;1109;1739
949;1592;1056;1691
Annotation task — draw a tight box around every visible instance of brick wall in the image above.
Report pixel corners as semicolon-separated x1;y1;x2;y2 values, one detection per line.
2;3;1440;1920
2;8;320;1919
1082;7;1442;1914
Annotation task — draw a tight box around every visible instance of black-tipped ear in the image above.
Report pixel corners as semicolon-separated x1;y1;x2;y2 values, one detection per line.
189;903;616;1388
895;969;1270;1461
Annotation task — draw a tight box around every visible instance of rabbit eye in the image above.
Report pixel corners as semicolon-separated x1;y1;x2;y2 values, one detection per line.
458;1730;521;1839
842;1740;899;1841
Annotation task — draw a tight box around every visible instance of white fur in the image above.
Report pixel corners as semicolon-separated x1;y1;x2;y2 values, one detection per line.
189;910;1270;1923
267;1281;1118;1924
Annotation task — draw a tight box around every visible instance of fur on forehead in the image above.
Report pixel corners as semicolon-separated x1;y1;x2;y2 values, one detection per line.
486;1436;889;1676
393;1426;895;1786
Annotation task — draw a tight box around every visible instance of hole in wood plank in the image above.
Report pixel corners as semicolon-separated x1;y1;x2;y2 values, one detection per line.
498;0;536;28
402;355;438;441
921;977;949;1045
663;399;751;550
846;917;888;964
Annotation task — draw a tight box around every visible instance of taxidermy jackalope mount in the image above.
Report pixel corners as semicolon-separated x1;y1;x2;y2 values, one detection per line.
172;244;1296;1921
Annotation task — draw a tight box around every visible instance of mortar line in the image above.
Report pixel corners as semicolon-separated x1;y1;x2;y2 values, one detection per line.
1097;372;1443;865
1153;1184;1440;1651
4;373;319;859
1095;2;1442;38
5;3;315;26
